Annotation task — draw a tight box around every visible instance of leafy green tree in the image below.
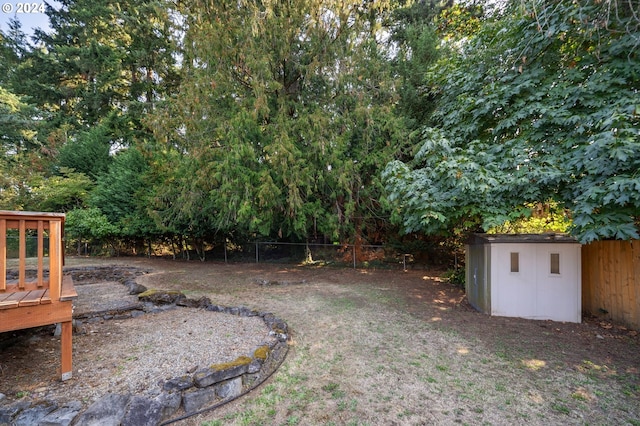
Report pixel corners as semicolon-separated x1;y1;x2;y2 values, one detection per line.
65;207;118;254
0;155;36;210
32;167;94;211
383;0;640;242
390;0;441;131
20;1;126;128
3;0;179;229
0;86;47;211
88;147;155;238
152;0;408;244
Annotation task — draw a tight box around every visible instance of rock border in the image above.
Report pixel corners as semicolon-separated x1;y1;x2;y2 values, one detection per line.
0;266;290;426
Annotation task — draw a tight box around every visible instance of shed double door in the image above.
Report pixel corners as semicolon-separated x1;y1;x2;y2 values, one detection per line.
491;243;581;323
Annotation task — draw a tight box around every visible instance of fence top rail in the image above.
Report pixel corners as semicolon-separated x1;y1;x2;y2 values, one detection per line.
0;211;65;221
0;211;65;229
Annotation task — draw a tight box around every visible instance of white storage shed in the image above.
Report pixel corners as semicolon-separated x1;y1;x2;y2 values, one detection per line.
465;234;582;323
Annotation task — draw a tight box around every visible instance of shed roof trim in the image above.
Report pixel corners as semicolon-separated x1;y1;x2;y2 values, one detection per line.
468;233;579;244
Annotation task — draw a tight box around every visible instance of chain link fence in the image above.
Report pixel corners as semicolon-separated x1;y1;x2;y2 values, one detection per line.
62;237;458;270
4;233;51;258
215;241;454;270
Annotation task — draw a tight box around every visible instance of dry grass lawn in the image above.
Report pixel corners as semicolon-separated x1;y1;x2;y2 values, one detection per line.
3;256;639;426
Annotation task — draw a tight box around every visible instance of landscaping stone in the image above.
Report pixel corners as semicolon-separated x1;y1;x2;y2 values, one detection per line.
0;400;30;423
138;289;186;305
194;361;250;388
121;396;164;426
163;375;194;392
74;393;131;426
73;319;85;334
39;401;83;426
177;296;212;309
262;313;289;336
13;401;57;426
131;309;145;318
248;358;262;374
242;372;260;387
123;279;147;295
182;386;216;413
236;306;259;317
216;377;243;399
206;304;226;312
154;392;182;420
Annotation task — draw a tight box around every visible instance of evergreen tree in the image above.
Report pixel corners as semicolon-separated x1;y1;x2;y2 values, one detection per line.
151;0;408;245
15;0;179;145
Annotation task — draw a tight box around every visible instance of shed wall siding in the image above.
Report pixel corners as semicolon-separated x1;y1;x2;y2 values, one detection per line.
465;243;491;313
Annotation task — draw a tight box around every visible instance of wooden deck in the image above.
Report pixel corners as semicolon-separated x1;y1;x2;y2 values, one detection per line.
0;211;77;381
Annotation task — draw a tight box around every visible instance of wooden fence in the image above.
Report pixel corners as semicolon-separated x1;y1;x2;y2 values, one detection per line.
582;240;640;330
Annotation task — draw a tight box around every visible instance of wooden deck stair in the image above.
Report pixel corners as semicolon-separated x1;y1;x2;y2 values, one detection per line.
0;211;77;381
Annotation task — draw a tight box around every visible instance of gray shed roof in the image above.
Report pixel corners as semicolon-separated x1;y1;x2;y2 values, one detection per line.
467;233;579;245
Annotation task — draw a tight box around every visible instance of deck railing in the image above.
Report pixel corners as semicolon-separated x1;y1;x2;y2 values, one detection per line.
0;210;65;300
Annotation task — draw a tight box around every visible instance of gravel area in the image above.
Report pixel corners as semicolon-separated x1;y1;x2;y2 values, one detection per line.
73;281;141;316
1;290;277;408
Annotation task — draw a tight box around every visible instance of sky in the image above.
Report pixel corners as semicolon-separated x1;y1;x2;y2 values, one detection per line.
0;1;60;37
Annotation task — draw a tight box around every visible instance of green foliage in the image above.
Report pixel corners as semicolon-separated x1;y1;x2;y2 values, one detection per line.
0;0;178;244
57;126;112;180
89;147;154;237
434;3;484;41
0;86;38;155
390;0;441;130
384;0;640;243
12;0;180;155
488;202;571;234
65;207;117;246
442;268;465;287
9;0;637;252
0;19;30;88
150;0;409;243
32;167;94;212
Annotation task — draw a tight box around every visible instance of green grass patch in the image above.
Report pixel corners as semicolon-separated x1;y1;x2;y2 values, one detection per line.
286;415;300;425
331;297;356;311
551;402;571;415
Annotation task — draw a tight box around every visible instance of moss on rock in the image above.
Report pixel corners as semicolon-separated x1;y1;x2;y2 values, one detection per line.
138;289;183;298
138;289;186;305
210;356;252;372
254;346;270;361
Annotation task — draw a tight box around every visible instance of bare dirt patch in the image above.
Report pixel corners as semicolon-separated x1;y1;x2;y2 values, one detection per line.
1;257;639;425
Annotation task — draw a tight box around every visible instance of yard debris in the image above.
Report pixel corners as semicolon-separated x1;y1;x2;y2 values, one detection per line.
254;278;307;286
